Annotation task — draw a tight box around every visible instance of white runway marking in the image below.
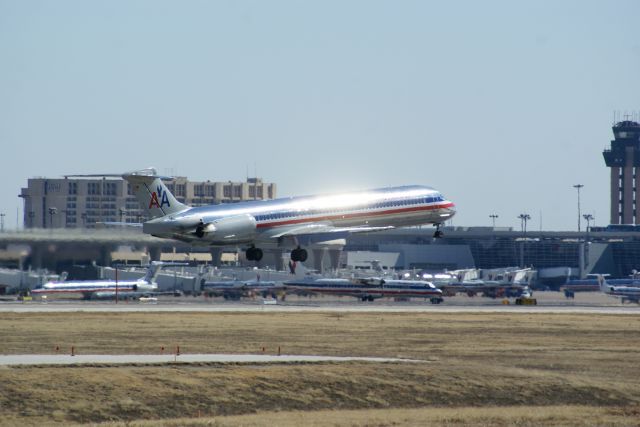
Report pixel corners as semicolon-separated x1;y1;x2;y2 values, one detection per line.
0;353;422;366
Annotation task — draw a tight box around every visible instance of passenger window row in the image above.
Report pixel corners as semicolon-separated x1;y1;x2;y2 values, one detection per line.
254;194;445;222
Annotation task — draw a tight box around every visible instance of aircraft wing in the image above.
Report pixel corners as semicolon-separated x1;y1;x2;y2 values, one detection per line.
267;224;394;238
260;223;394;246
607;293;640;303
263;224;392;239
98;222;143;228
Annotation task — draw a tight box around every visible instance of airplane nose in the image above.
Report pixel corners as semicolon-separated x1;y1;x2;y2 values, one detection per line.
441;201;456;218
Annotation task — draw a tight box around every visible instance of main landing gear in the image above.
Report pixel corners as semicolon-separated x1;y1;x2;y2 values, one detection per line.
245;246;308;263
433;223;444;239
291;247;308;262
246;246;263;262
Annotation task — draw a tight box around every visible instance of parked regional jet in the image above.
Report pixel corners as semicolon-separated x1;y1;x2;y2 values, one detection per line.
31;261;168;300
596;274;640;304
120;168;456;262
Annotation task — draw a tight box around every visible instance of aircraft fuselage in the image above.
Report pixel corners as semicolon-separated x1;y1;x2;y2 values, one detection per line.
145;185;455;246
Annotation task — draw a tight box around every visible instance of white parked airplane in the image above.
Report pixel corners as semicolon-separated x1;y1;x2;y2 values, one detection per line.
596;274;640;304
284;277;443;303
31;261;168;299
120;168;456;262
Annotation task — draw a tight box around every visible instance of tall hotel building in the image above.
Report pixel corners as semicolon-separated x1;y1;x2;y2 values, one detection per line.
603;119;640;224
20;176;276;229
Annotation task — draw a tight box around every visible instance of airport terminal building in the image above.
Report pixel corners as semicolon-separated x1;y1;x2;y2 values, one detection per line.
5;119;640;288
3;226;640;289
344;227;640;286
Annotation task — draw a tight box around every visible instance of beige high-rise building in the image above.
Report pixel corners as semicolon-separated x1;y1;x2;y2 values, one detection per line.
19;176;276;229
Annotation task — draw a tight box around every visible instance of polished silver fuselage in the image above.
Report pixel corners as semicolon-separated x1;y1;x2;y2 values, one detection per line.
285;278;443;299
144;185;456;246
31;279;157;298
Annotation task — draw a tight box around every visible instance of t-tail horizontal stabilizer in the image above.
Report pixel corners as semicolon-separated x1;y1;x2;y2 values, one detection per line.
122;168;190;219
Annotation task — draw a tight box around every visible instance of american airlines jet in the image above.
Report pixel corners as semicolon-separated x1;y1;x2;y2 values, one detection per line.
31;261;167;299
123;168;456;262
596;274;640;304
284;277;443;303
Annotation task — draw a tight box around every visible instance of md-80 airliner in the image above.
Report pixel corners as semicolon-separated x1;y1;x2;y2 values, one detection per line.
122;168;456;262
31;261;167;299
596;275;640;304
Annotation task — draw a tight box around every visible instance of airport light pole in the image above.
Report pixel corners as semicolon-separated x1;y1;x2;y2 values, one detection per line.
489;214;499;227
583;214;594;233
573;184;584;232
518;213;531;234
581;213;594;279
517;213;531;268
0;213;5;232
48;207;58;229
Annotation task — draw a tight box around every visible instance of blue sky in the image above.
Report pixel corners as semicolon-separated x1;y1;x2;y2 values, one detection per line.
1;1;639;230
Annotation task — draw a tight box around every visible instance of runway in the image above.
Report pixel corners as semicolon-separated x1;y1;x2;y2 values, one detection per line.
0;353;422;366
1;300;639;314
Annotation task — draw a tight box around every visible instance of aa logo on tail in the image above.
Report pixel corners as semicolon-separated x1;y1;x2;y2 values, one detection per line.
149;186;171;209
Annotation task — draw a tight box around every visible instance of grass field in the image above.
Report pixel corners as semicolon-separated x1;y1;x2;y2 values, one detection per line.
98;406;640;427
1;311;639;426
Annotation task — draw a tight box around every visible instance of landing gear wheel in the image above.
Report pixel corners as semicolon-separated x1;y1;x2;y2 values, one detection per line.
434;224;444;239
291;248;308;262
246;247;263;262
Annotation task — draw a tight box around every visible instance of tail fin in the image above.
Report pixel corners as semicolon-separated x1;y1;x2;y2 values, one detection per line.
140;261;163;284
595;274;611;294
123;168;188;219
140;261;190;284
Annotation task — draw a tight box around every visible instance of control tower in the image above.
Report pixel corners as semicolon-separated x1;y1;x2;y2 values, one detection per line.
603;120;640;224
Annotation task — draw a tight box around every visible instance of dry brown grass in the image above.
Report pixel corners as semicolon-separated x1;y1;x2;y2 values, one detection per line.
0;312;639;426
98;406;640;427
